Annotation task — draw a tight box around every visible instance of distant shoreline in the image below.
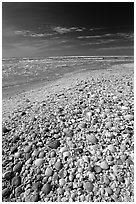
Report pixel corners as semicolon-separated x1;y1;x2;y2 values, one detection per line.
2;57;133;99
2;62;134;122
2;55;134;61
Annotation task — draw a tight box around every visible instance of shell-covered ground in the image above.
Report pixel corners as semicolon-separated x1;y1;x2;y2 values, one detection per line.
2;63;134;202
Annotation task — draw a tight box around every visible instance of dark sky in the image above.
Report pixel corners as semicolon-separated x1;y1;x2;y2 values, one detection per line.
2;2;134;57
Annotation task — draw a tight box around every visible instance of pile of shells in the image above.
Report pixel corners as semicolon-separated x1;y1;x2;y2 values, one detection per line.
2;70;134;202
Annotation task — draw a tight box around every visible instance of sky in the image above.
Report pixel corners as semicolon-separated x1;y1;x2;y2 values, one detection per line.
2;2;134;58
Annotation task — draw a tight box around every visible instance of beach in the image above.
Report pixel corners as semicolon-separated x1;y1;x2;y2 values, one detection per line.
2;61;134;202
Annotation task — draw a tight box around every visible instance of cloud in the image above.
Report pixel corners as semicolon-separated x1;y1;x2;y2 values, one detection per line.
77;32;134;40
103;32;134;40
89;27;105;31
82;42;102;45
14;26;85;38
14;30;54;38
81;39;118;46
77;35;102;39
52;26;85;34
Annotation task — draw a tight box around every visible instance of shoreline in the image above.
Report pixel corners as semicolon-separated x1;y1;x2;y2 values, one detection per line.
2;59;133;100
2;62;133;122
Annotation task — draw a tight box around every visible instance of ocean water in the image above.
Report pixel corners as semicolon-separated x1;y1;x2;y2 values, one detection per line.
2;56;133;98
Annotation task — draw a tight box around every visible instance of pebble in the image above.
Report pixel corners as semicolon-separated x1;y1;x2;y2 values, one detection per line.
105;187;113;195
82;155;89;163
84;181;94;192
39;151;45;158
41;183;52;195
59;146;68;153
50;150;56;157
54;161;63;171
86;134;98;144
25;153;31;160
32;182;42;192
94;165;102;173
121;106;129;111
59;168;67;178
79;122;87;129
15;186;23;197
124;114;134;121
12;176;21;187
100;160;109;170
120;154;127;162
34;158;44;167
86;111;92;119
14;152;21;159
107;144;116;152
24;145;32;153
63;151;70;159
25;158;32;165
80;194;85;201
69;174;74;181
45;167;53;177
2;126;10;134
106;155;114;162
88;172;95;181
52;172;59;182
2;188;11;198
25;193;39;202
25;184;31;190
126;158;133;166
12;135;20;143
11;146;18;154
105;122;112;129
125;178;130;187
112;165;118;174
31;194;39;202
3;171;12;180
13;162;23;173
48;140;60;149
32;149;39;157
59;178;65;186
